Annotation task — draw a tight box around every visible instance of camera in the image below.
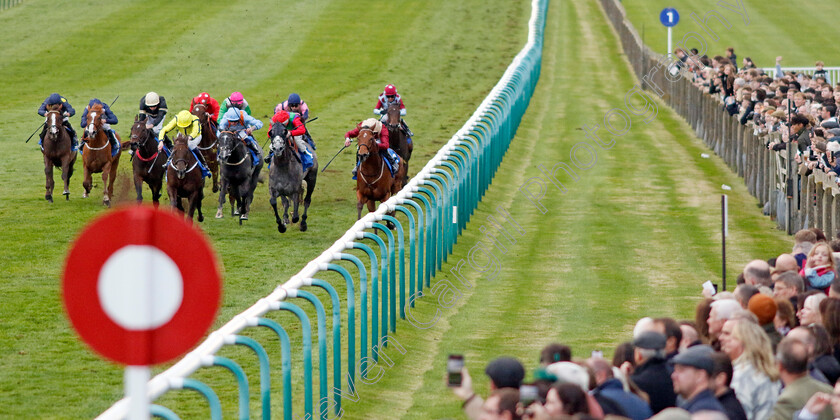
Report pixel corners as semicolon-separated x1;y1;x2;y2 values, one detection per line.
447;355;464;387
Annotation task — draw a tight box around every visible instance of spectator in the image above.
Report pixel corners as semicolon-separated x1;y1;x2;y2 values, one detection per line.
830;277;840;298
787;327;831;384
735;285;761;309
769;337;834;420
539;343;571;366
720;319;781;420
749;294;783;351
819;298;840;362
744;260;773;288
801;242;837;293
452;357;525;419
708;299;743;349
774;271;805;301
799;293;827;326
670;345;726;414
480;388;520;420
772;254;800;282
588;357;653;420
696;299;715;343
807;324;840;385
546;383;590;417
709;352;748;420
680;321;702;351
654;317;683;360
627;331;677;413
775;297;797;336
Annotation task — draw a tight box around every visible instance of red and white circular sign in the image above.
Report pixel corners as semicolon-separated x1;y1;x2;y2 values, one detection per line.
62;206;221;366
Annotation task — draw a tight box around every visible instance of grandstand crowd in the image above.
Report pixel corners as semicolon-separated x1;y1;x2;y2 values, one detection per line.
445;47;840;419
448;226;840;419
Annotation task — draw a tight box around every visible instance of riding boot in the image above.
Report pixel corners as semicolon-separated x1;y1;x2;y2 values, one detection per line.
264;151;273;164
63;121;78;150
401;120;413;137
351;165;358;180
193;149;211;177
108;130;119;155
38;127;46;147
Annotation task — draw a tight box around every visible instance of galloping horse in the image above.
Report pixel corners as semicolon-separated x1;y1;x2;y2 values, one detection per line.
41;105;77;202
166;134;205;222
355;128;406;220
191;103;220;193
80;103;121;207
216;130;262;224
129;115;164;205
268;123;318;233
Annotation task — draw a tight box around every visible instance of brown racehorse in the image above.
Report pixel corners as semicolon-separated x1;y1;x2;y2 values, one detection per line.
41;106;77;202
384;102;412;185
80;103;121;207
191;103;220;193
129;115;165;205
166;133;205;222
355;128;406;219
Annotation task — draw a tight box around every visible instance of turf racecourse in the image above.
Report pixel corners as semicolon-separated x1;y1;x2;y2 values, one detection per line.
0;0;793;419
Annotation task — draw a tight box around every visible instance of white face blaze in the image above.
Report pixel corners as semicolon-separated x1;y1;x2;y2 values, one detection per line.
49;113;58;134
88;111;96;133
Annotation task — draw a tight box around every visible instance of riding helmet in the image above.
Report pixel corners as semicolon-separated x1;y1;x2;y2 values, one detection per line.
176;110;193;128
145;92;160;107
384;84;397;96
230;92;244;104
287;93;301;105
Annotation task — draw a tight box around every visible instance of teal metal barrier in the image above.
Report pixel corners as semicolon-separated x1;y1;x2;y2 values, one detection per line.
97;0;549;417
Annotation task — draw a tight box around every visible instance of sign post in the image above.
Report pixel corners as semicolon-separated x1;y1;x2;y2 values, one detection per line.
62;206;221;419
659;8;680;55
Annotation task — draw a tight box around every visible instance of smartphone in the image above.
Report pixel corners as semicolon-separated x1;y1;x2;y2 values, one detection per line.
520;385;539;407
447;355;464;387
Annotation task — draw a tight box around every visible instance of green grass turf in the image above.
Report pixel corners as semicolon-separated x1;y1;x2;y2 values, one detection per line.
0;0;799;418
619;0;840;67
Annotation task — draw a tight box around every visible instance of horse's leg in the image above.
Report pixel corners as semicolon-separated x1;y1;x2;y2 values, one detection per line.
300;175;316;232
216;176;226;218
211;159;219;193
44;156;54;203
356;190;365;220
196;189;204;223
167;183;178;211
82;162;92;198
269;190;285;233
291;189;301;224
134;166;144;203
107;155;120;206
101;162;111;207
61;157;73;200
281;195;291;225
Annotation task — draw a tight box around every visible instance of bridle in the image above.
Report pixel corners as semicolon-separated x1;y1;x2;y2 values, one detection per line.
218;131;248;166
130;121;159;162
356;128;385;187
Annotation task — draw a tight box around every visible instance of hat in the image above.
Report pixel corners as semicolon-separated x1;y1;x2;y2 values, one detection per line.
827;141;840;154
748;294;777;325
544;362;589;390
144;92;160;107
175;110;193;128
671;345;715;374
275;110;290;124
287;93;301;105
384;84;397;96
632;331;666;350
484;357;525;388
47;93;62;105
764;106;777;113
821;120;840;129
829;128;840;136
772;109;787;119
230;91;244;103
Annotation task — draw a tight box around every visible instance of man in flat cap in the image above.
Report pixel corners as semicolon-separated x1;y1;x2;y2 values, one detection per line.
671;345;726;414
628;331;677;413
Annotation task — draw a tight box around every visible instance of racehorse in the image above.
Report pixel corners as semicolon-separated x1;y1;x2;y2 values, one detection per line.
216;130;263;224
129;115;164;205
41;106;77;202
80;103;121;207
267;123;318;233
191;103;220;193
166;133;205;222
355;127;406;220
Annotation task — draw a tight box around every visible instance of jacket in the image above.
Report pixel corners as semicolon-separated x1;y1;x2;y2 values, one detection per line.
769;375;833;420
217;97;251;123
346;121;390;150
139;94;168;126
680;389;726;414
81;99;118;127
38;95;75;117
630;356;677;414
219;108;263;132
159;114;200;141
594;378;653;420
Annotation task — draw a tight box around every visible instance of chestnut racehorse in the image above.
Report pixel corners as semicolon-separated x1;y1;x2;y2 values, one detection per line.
129;115;164;205
41;106;77;202
166;134;205;222
355;128;406;219
80;103;121;207
191;103;220;193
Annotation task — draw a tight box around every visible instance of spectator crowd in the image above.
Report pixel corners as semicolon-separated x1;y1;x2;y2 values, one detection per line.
448;225;840;419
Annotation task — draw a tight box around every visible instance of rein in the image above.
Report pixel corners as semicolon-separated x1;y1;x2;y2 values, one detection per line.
169;158;198;174
357;131;386;187
219;131;248;166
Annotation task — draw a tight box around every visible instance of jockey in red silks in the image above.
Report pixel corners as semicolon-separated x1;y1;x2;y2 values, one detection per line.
373;84;413;141
344;118;397;178
266;110;313;168
190;92;221;123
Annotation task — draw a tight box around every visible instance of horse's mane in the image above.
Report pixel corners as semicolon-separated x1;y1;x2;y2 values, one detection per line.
173;133;189;147
89;103;103;113
46;103;62;112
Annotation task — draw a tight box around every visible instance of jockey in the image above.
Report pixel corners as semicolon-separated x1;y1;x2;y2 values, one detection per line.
80;98;120;153
190;92;221;123
218;107;263;166
274;93;310;122
373;84;413;139
344;118;396;178
157;110;210;177
265;109;313;166
217;92;252;124
139;92;168;137
37;93;78;149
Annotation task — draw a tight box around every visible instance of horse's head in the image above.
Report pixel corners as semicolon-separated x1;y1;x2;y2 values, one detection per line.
130;115;151;150
356;128;378;163
192;104;208;123
386;103;402;128
84;103;105;139
269;123;289;155
171;134;191;179
217;130;242;162
44;110;62;140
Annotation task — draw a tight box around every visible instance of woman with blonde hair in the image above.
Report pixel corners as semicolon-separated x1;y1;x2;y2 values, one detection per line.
800;242;838;293
720;318;781;420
